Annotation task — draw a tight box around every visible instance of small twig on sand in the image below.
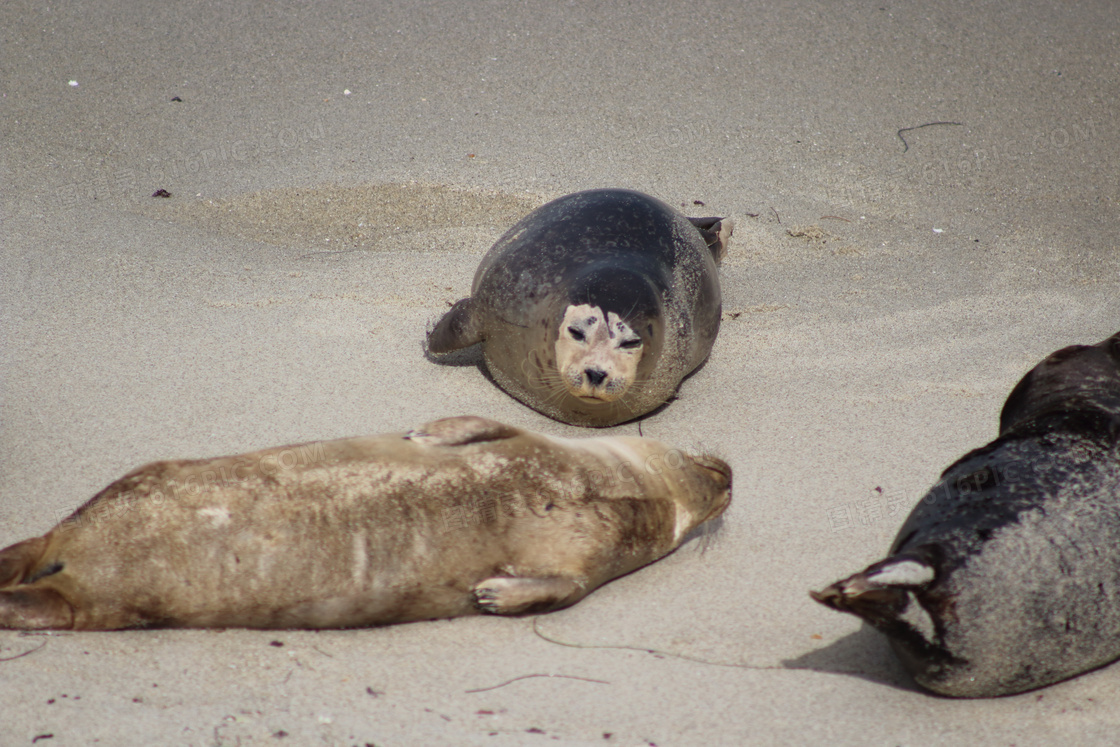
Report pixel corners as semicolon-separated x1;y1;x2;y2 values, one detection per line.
465;673;609;694
897;121;963;153
531;618;777;671
0;640;48;662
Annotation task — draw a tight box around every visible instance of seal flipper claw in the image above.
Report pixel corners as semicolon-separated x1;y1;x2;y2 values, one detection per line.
428;298;483;354
472;576;582;615
406;416;521;447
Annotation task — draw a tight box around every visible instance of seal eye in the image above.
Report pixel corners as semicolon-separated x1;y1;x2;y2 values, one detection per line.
619;338;642;350
567;326;586;341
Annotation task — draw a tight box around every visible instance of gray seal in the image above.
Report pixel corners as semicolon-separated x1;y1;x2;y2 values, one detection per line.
427;189;731;427
812;331;1120;697
0;416;731;630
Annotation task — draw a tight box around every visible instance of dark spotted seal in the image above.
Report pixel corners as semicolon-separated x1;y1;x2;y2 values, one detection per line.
427;189;731;427
0;416;731;630
812;331;1120;697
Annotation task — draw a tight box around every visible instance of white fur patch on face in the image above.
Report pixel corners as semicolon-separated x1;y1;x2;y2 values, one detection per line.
554;304;643;402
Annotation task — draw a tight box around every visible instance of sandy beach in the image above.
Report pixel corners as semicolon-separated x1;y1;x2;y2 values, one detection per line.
2;0;1119;744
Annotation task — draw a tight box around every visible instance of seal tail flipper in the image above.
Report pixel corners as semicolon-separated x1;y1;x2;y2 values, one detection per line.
0;536;49;587
688;217;733;264
811;558;934;619
428;298;483;354
811;557;946;655
406;415;521;447
813;557;976;695
0;588;76;630
472;576;583;615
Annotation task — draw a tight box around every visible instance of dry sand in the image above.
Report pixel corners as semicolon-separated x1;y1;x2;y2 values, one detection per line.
2;0;1119;744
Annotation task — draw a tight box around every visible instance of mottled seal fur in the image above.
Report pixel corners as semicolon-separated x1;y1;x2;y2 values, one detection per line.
427;189;731;427
0;416;731;630
812;331;1120;697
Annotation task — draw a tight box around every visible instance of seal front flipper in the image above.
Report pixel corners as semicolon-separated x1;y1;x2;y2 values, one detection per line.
472;576;583;615
406;415;521;447
0;588;75;630
428;298;483;354
0;536;76;629
687;216;734;264
0;536;50;587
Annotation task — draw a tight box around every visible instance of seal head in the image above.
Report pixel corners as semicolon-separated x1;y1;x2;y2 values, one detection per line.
553;267;664;404
428;189;730;426
812;331;1120;697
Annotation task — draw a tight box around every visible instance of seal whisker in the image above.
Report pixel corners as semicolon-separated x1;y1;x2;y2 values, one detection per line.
535;371;575;407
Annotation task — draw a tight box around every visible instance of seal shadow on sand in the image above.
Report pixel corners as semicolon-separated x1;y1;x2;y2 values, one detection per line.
781;624;922;694
133;182;548;253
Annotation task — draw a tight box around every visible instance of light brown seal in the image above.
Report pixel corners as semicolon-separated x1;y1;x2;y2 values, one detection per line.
0;416;731;630
427;189;731;427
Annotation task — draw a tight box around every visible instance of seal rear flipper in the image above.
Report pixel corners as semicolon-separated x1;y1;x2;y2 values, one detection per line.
811;557;935;627
472;576;583;615
0;536;49;587
812;557;963;690
428;298;483;354
688;216;733;264
0;588;76;630
406;416;521;447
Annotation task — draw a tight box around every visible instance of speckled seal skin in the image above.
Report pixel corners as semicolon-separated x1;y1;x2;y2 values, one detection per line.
427;189;731;427
0;416;731;630
812;331;1120;697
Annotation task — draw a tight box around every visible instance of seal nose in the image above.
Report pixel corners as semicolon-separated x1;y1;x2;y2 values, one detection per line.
584;368;608;387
